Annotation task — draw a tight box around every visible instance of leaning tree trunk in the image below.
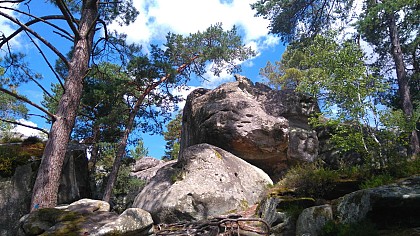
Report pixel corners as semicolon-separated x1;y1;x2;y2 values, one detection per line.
31;0;98;210
101;57;198;203
101;99;140;202
387;13;420;156
88;124;101;198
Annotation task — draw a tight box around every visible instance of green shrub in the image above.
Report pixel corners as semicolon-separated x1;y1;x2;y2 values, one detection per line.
321;220;378;236
281;202;307;220
0;145;20;176
0;142;44;177
386;156;420;177
2;137;23;143
22;136;43;145
280;163;340;198
360;174;394;189
0;157;13;176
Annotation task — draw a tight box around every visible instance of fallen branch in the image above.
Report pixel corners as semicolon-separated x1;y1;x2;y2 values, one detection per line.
156;215;270;236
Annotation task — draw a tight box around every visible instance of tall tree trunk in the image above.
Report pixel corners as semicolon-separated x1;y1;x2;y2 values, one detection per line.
88;124;101;198
102;99;140;202
387;13;420;156
31;0;98;210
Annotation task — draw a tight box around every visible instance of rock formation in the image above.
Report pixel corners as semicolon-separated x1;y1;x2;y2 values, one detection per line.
263;176;420;236
0;144;91;236
133;143;272;223
181;75;319;181
17;198;154;236
0;162;36;236
131;157;177;182
58;143;91;204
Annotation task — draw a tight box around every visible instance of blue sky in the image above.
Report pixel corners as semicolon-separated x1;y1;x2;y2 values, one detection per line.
0;0;286;158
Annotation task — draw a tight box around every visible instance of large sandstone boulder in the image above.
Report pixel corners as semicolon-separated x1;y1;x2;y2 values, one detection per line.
181;75;319;180
296;204;333;236
257;196;315;236
0;162;35;236
18;199;154;236
133;143;272;223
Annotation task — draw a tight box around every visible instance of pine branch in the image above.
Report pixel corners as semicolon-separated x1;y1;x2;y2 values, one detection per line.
0;11;70;68
56;0;80;39
24;30;65;91
0;6;74;45
0;118;49;135
0;87;56;120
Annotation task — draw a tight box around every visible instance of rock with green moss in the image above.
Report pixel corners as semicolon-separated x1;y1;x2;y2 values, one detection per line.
257;196;315;236
335;189;371;224
91;208;154;236
17;199;154;236
296;204;333;236
64;198;111;213
335;175;420;229
1;144;92;236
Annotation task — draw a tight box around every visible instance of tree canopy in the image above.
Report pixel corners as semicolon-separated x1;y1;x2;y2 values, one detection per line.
254;0;419;156
251;0;354;42
163;110;183;161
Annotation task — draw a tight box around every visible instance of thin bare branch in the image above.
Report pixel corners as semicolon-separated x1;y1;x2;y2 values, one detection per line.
0;6;74;44
86;14;99;39
0;11;70;68
52;30;74;42
156;215;270;235
56;0;80;39
27;113;52;122
24;31;64;92
20;64;55;100
97;18;108;40
0;87;56;120
0;117;49;135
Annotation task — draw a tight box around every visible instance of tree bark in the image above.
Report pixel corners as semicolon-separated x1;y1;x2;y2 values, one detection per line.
30;0;98;210
387;13;420;156
101;98;140;202
88;124;101;198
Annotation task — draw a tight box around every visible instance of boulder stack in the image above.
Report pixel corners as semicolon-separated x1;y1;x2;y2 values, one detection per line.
181;75;319;180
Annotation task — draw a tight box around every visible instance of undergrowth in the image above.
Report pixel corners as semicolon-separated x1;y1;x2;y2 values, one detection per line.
272;156;420;198
320;219;379;236
0;136;45;177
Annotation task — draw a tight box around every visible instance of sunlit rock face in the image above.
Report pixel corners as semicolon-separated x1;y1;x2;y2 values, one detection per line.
132;143;272;224
180;75;320;181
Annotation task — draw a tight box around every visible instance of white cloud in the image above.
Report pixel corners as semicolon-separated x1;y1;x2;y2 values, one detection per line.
139;0;270;42
11;119;46;139
171;85;198;109
201;63;235;89
110;0;274;44
0;3;22;54
109;0;279;88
